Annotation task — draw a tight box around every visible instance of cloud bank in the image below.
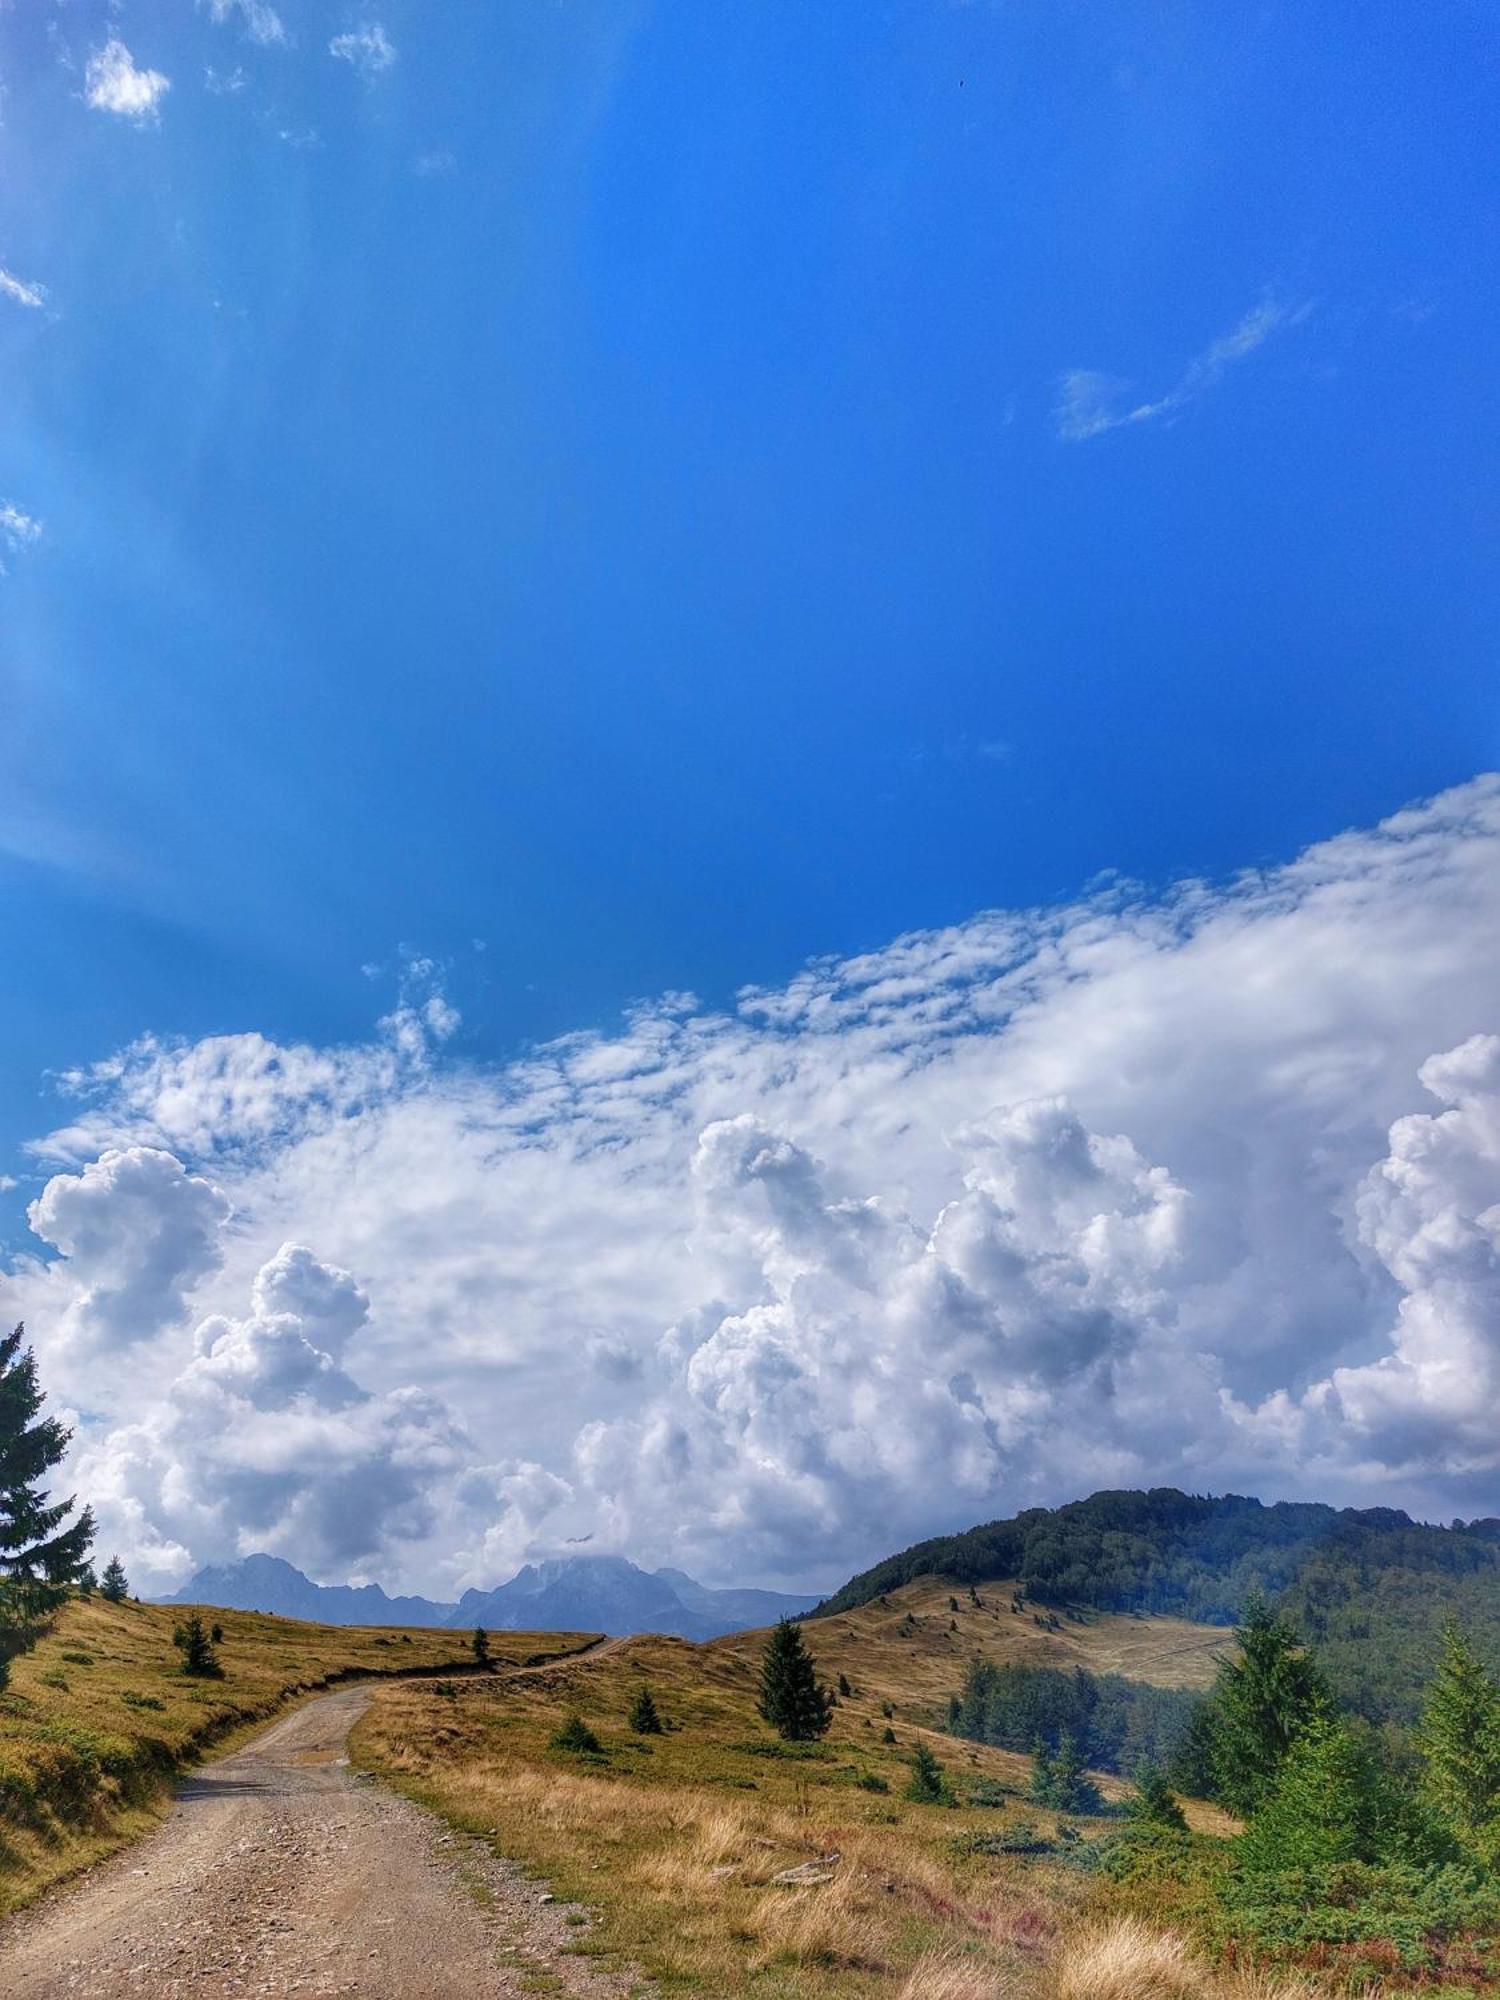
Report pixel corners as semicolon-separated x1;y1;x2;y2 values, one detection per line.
7;777;1500;1594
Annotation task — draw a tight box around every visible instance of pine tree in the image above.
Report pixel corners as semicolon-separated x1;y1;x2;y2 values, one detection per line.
1202;1595;1331;1815
757;1618;833;1741
172;1612;223;1678
629;1684;664;1734
1236;1716;1385;1874
472;1626;490;1666
1029;1730;1103;1813
551;1713;601;1754
100;1555;129;1603
0;1325;94;1622
905;1742;952;1804
1126;1764;1189;1832
1419;1621;1500;1860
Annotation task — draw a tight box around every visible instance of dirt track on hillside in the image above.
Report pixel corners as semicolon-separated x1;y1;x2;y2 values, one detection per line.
0;1664;647;1999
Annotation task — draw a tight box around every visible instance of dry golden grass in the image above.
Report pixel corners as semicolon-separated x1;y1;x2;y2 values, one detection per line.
719;1574;1234;1707
350;1620;1185;1997
0;1594;593;1912
1043;1919;1315;2000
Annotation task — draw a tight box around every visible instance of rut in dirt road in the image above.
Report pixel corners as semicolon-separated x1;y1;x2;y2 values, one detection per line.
0;1677;651;2000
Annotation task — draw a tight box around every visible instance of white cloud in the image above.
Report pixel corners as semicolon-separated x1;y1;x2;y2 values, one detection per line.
75;1245;482;1588
9;776;1500;1593
1057;297;1311;441
1237;1035;1500;1491
0;503;42;560
202;0;288;48
26;1146;231;1353
85;39;171;122
329;22;396;78
0;267;46;311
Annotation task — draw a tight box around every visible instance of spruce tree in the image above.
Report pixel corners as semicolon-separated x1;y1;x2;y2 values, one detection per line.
173;1612;223;1678
1202;1596;1330;1814
1029;1731;1103;1813
1236;1716;1385;1874
100;1555;129;1603
757;1618;833;1741
905;1741;952;1804
1419;1621;1500;1860
0;1324;94;1621
472;1626;491;1666
1126;1764;1189;1832
629;1684;663;1733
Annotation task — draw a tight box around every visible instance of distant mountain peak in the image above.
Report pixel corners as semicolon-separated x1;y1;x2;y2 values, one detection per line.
163;1549;818;1640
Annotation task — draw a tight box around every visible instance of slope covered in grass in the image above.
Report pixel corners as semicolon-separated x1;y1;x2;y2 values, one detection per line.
0;1594;595;1912
354;1600;1238;1998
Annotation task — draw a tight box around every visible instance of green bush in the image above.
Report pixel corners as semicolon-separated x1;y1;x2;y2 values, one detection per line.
551;1714;602;1755
905;1742;954;1804
1215;1859;1500;1978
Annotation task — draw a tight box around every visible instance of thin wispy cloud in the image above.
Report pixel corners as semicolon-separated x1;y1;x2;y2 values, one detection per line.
85;39;171;122
0;267;46;311
1056;296;1312;441
0;503;43;570
202;0;289;49
329;23;396;79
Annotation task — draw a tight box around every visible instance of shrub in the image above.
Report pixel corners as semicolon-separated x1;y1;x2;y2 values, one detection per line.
172;1614;223;1679
552;1714;602;1755
905;1742;954;1804
1126;1764;1188;1833
1215;1858;1500;1977
968;1776;1012;1808
629;1685;664;1734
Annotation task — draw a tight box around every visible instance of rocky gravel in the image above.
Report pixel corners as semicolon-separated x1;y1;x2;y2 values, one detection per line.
0;1681;650;1999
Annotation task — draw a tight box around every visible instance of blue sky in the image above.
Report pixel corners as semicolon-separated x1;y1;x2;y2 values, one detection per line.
2;4;1499;1587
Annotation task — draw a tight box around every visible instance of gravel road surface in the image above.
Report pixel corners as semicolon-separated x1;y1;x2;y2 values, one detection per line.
0;1678;647;1999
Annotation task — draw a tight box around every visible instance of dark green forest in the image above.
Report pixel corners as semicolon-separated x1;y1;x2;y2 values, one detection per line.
818;1488;1500;1723
948;1657;1201;1775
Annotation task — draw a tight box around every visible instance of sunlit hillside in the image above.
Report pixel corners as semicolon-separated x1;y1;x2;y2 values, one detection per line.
356;1601;1241;1998
0;1595;595;1914
726;1574;1235;1710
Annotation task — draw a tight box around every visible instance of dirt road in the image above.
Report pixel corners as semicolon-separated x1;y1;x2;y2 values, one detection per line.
0;1677;648;1999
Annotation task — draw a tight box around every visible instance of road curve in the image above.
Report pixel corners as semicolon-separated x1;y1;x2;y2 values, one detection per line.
0;1677;644;1999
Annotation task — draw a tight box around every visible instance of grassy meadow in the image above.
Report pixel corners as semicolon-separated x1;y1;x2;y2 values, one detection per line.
353;1581;1290;2000
0;1593;595;1913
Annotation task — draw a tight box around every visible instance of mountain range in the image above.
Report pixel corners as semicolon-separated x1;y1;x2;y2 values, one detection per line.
164;1551;818;1641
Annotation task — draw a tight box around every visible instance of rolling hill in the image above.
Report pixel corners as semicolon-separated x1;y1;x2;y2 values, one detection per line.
816;1486;1500;1722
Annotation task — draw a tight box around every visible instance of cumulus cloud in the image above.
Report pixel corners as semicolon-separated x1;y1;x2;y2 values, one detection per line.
329;23;396;78
1057;297;1311;441
85;40;171;122
202;0;288;48
1238;1036;1500;1488
0;268;46;311
8;777;1500;1591
75;1245;478;1588
26;1147;231;1351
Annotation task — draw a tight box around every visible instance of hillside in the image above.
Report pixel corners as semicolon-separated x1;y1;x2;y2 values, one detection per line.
0;1593;594;1913
816;1487;1500;1722
354;1611;1239;1999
